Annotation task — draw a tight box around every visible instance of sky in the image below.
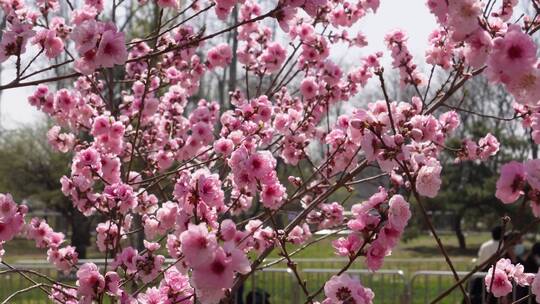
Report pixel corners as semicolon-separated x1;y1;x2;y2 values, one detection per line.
0;0;436;129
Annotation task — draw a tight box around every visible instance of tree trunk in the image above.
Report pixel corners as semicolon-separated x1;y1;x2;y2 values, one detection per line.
227;6;238;111
453;209;466;250
71;209;91;259
132;214;145;251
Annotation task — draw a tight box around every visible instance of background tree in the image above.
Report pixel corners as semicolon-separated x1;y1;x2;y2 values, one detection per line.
426;76;532;249
0;124;93;258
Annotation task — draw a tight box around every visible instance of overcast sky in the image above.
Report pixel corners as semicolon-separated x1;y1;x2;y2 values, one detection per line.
0;0;436;129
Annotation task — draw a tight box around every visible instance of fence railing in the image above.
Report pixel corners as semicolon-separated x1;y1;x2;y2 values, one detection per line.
261;257;474;274
301;268;409;303
410;270;534;304
1;261;536;304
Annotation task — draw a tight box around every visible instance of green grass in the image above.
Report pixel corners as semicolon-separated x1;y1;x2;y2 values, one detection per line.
264;231;490;259
1;232;500;303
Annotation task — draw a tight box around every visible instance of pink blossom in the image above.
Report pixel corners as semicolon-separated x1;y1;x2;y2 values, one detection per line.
387;195;411;230
365;240;388;271
71;7;98;25
180;223;218;268
223;241;250;274
261;182;286;210
318;202;344;228
85;0;104;12
47;126;75;153
415;159;442;198
194;169;225;209
32;29;64;58
300;77;319;99
96;221;122;252
332;234;363;257
49;284;77;304
478;133;500;160
485;268;513;298
220;219;237;241
426;0;448;24
447;0;482;41
96;29;128;68
26;218;64;248
526;160;540;191
103;183;137;213
192;247;234;304
4;1;540;302
426;29;454;70
532;270;540;303
385;29;425;87
506;68;540;106
496;161;526;204
161;267;193;298
137;287;167;304
157;0;179;9
47;246;78;274
215;0;237;20
104;271;121;296
323;274;374;304
287;223;312;245
464;29;493;68
207;43;232;69
213;138;234;155
487;25;537;84
137;250;165;283
260;42;287;72
76;263;105;300
71;20;100;54
348;188;387;231
439;111;460;133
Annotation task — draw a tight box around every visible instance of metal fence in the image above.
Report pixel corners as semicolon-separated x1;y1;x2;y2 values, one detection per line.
301;268;409;303
0;263;61;304
410;271;535;304
262;257;474;274
237;268;297;304
1;261;536;304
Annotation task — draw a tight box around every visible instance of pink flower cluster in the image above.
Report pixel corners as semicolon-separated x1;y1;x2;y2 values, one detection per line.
26;218;80;274
47;126;75;153
0;195;80;276
458;133;500;161
206;43;233;69
495;160;540;210
519;105;540;145
74;261;128;302
0;11;35;63
176;223;250;303
308;202;345;229
385;29;425;87
0;0;539;302
0;194;26;244
425;28;455;70
487;25;540;106
427;0;540;107
348;52;382;88
71;18;127;74
335;189;411;271
138;267;192;303
229;146;286;210
485;258;534;298
32;27;64;59
323;274;374;304
345;97;471;199
532;269;540;304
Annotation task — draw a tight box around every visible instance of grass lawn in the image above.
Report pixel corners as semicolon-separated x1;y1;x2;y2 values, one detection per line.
1;231;501;303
